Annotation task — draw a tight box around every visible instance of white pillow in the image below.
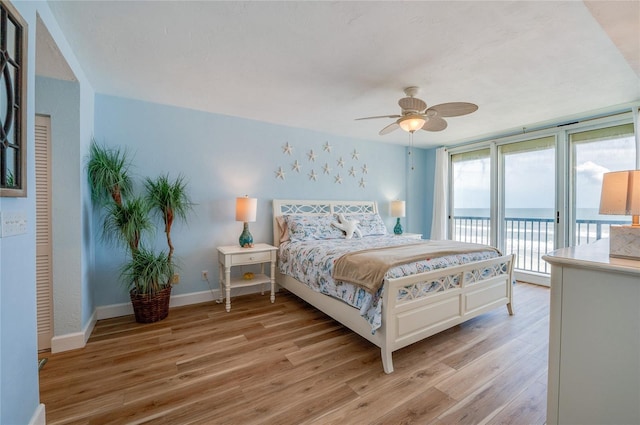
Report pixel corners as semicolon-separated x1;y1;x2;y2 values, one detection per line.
341;213;387;236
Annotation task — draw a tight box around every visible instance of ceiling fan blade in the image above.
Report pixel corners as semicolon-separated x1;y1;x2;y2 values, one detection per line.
355;114;401;121
427;102;478;117
398;97;427;112
422;116;448;132
379;122;400;135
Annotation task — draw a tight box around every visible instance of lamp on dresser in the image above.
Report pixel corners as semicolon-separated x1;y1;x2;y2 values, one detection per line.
236;195;257;248
390;200;406;235
599;170;640;259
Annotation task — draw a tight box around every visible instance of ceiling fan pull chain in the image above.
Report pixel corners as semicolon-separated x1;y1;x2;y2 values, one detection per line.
409;131;415;171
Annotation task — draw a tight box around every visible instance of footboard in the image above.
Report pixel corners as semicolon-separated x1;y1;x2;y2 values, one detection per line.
380;254;514;373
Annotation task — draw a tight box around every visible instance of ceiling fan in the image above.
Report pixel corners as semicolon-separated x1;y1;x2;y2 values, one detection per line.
356;86;478;135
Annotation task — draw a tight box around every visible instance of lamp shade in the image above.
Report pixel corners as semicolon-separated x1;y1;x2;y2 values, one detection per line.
390;200;406;218
398;115;425;133
235;196;257;222
599;170;640;216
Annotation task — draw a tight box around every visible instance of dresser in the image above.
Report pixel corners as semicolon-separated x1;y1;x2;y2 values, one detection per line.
542;239;640;425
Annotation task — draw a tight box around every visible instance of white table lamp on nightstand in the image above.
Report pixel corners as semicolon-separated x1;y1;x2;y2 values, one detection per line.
599;170;640;259
236;195;257;248
391;200;406;235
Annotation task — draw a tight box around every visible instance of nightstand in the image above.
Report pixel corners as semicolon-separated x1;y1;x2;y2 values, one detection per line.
217;243;278;312
395;232;423;239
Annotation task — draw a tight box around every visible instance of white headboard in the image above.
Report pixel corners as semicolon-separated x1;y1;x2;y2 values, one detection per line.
272;199;378;247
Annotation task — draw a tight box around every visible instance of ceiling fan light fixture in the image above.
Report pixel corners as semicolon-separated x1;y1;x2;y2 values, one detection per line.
356;87;478;136
398;115;425;133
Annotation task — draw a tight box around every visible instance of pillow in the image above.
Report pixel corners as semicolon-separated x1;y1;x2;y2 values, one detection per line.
341;213;387;236
332;213;362;239
275;215;290;243
284;214;345;241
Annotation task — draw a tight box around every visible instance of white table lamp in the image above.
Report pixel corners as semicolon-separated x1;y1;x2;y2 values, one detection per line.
391;200;406;235
236;196;257;248
599;170;640;259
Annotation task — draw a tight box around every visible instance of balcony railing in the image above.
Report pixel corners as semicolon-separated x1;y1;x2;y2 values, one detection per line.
453;216;627;274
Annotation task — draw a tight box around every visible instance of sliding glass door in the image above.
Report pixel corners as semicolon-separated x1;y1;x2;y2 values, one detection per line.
499;136;556;276
450;138;557;280
451;149;491;245
570;123;636;245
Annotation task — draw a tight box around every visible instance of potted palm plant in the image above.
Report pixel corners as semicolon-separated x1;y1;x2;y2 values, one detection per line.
88;141;192;323
122;246;174;323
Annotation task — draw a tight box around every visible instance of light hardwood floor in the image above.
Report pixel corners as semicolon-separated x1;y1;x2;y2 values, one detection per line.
39;282;549;425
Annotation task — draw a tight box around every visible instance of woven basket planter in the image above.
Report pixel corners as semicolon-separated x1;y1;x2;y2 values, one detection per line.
130;285;172;323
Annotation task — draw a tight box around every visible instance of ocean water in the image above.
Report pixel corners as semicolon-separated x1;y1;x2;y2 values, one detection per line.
454;208;625;222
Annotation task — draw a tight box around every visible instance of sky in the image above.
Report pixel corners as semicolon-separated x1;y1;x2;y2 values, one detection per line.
452;135;636;215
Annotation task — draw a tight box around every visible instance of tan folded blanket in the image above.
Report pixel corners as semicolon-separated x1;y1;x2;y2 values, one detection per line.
332;240;500;293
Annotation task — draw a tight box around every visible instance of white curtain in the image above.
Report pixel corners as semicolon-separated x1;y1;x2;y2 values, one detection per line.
430;147;448;240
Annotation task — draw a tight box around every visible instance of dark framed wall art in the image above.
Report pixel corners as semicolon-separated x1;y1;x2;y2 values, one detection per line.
0;0;27;197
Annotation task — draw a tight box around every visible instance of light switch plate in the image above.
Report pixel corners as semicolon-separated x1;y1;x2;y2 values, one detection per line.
0;210;28;237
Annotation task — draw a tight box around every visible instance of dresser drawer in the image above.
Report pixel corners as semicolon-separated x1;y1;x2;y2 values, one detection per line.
231;251;272;265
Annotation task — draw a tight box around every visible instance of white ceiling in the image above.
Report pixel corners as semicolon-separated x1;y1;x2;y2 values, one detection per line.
38;1;640;148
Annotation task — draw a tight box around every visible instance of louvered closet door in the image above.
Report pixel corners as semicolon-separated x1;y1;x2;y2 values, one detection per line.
35;115;53;351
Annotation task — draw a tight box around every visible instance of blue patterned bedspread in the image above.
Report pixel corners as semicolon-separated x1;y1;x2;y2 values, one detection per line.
278;235;500;332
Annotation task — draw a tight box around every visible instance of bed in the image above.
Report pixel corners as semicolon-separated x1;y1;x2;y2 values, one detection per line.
273;199;514;374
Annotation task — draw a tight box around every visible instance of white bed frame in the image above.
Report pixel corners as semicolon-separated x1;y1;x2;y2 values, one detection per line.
273;200;514;373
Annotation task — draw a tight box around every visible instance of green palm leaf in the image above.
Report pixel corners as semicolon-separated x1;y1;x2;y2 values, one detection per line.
87;141;133;207
145;174;193;262
121;246;174;295
103;196;153;253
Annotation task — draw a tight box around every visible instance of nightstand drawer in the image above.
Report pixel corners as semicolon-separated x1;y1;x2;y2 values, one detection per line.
231;251;272;265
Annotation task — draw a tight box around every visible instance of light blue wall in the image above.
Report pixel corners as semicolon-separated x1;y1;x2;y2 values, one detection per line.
1;3;39;423
93;94;426;305
35;76;91;336
1;1;96;423
33;0;96;341
35;7;96;341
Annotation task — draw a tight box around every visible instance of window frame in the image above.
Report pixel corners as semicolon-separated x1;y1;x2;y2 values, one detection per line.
446;110;638;283
0;0;28;197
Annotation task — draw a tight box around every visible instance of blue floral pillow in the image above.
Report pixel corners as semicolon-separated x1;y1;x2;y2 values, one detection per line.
285;215;345;241
341;213;387;236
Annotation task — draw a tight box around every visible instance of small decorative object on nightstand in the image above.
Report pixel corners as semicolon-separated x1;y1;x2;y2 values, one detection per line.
236;195;257;248
391;200;406;235
599;170;640;259
217;243;278;312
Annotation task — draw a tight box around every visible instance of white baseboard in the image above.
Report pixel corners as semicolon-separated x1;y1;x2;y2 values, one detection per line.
28;403;46;425
514;270;550;287
95;300;134;320
51;310;97;353
53;286;267;352
95;288;219;320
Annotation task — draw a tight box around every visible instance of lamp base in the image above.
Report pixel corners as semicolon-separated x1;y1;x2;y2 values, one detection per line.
393;218;403;235
239;222;254;248
609;225;640;260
